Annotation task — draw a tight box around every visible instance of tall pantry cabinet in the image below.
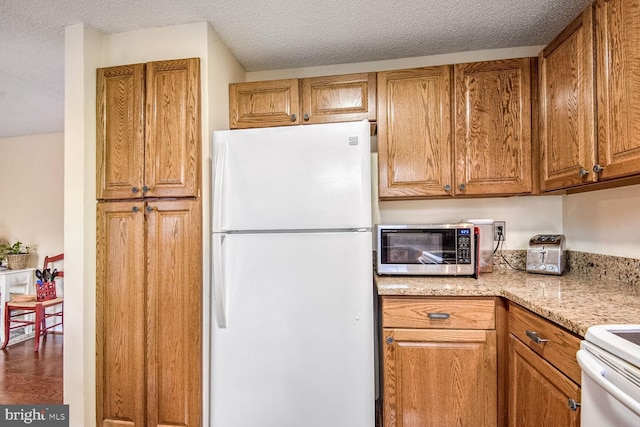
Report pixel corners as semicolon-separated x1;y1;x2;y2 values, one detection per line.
96;58;202;427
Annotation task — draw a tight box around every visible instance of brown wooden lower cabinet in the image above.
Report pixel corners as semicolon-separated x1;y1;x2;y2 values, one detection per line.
381;297;498;426
96;199;202;427
380;297;583;427
509;335;580;427
508;302;581;427
383;328;497;426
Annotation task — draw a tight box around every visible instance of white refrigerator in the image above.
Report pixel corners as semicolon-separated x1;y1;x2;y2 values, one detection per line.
211;120;375;427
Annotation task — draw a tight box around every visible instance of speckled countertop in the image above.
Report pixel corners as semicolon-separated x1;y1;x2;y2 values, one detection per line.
376;268;640;337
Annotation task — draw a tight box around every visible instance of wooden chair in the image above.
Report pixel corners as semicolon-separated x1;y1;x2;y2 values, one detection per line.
2;253;64;352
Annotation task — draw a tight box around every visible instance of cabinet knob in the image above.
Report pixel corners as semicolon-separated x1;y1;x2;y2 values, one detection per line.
593;164;604;173
132;186;140;194
526;330;548;345
458;184;466;192
385;336;394;345
142;185;150;193
290;114;297;122
132;206;140;213
568;399;581;411
303;113;310;121
444;184;451;192
146;205;154;213
578;168;589;177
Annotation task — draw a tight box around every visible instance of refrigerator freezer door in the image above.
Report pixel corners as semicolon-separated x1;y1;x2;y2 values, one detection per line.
212;120;372;232
211;231;374;427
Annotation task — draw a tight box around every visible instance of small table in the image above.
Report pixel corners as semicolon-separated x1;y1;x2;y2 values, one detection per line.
0;268;36;344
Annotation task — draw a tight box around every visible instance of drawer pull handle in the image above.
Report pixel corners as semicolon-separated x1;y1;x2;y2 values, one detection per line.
568;399;581;411
526;330;548;344
428;312;450;320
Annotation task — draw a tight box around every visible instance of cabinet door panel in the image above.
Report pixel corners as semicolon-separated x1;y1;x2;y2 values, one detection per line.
596;0;640;179
145;58;201;198
378;67;453;199
96;201;146;427
383;328;497;427
454;59;532;195
509;334;580;427
97;64;145;200
540;7;596;191
229;79;300;128
301;73;376;124
146;199;202;427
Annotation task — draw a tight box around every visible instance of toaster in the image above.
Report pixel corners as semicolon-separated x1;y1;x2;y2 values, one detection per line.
526;234;566;275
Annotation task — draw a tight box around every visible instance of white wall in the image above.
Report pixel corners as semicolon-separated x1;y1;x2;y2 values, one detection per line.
246;46;544;81
368;153;562;249
65;21;244;427
0;132;64;266
64;22;101;427
563;184;640;257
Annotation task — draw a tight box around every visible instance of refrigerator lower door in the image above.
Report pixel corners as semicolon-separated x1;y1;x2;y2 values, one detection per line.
212;120;372;232
211;231;374;427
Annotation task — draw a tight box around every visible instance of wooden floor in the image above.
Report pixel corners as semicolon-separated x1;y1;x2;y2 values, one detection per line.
0;334;63;403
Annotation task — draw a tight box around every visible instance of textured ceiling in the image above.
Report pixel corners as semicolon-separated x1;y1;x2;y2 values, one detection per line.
0;0;592;138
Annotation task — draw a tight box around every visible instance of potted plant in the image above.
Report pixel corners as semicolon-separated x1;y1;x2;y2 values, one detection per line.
0;240;32;270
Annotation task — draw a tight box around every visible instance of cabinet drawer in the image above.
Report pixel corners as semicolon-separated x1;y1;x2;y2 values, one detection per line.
3;271;32;287
509;303;581;384
382;297;496;329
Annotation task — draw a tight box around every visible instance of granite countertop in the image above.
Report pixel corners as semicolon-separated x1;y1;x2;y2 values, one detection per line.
375;269;640;337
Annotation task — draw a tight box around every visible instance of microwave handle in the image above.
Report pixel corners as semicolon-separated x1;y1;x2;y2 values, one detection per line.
472;226;480;279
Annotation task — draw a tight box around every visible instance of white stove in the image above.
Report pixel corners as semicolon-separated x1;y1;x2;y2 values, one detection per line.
577;325;640;427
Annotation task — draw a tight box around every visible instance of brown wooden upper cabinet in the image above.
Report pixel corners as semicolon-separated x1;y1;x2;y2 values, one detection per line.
454;58;534;196
96;58;201;200
229;72;376;129
539;5;596;192
229;78;300;128
537;0;640;193
378;59;534;200
377;66;453;199
595;0;640;181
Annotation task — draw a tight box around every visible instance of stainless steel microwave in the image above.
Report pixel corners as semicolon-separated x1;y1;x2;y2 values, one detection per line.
376;223;478;276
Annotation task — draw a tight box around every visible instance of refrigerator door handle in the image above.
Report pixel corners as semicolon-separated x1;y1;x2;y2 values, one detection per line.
212;138;227;232
212;233;227;328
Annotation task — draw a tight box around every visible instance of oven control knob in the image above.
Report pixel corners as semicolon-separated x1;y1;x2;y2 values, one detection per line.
539;265;546;270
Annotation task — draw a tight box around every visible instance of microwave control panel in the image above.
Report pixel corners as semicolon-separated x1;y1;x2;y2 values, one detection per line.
456;228;472;264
